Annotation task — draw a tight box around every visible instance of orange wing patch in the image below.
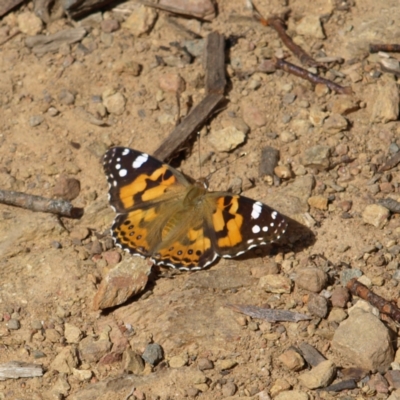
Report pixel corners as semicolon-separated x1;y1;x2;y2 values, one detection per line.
153;227;213;268
119;167;177;209
113;208;159;255
212;196;244;249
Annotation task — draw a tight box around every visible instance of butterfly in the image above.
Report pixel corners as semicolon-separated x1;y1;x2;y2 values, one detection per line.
103;147;287;270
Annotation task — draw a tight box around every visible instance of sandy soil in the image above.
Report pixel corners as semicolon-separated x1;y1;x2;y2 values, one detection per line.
1;0;400;399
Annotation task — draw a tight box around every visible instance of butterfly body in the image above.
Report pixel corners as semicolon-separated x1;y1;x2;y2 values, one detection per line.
103;147;287;270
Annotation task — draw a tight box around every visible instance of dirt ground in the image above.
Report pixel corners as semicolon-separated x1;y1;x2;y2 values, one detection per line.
1;0;400;399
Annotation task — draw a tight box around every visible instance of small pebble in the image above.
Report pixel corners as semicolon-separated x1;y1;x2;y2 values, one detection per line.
90;240;103;255
280;131;296;143
47;107;59;116
186;387;199;397
279;349;305;371
216;359;238;370
296;268;328;292
142;343;163;365
51;241;62;249
159;73;186;94
299;360;336;389
58;89;76;105
274;165;292;179
340;269;362;286
307;294;328;318
283;93;296;104
7;319;21;330
101;19;120;33
197;358;214;370
122;350;145;374
308;195;328;210
103;92;126;115
222;382;237;397
302;145;330;170
169;354;188;368
31;320;43;330
324;114;348;133
259;274;292;294
29;115;44;127
17;11;43;35
33;350;46;359
362;204;390;229
389;143;400;154
64;323;83;344
331;287;350;308
102;251;121;265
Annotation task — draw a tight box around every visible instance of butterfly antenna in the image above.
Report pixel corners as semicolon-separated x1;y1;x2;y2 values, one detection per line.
206;152;246;181
197;131;202;178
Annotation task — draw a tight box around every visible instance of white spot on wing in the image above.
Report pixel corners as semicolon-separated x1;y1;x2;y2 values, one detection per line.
262;226;269;232
272;211;278;220
115;163;121;170
251;201;263;219
122;148;130;156
252;225;261;234
133;153;149;169
119;169;127;177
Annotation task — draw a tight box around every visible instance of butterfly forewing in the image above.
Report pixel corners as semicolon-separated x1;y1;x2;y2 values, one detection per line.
103;147;189;213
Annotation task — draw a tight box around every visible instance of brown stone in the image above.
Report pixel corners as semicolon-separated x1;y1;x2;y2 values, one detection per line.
53;175;80;200
278;349;305;371
93;258;151;310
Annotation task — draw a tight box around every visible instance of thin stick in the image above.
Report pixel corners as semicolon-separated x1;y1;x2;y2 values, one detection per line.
347;278;400;323
0;361;43;380
0;30;20;47
153;93;223;161
265;17;324;68
247;0;323;69
0;189;83;218
369;44;400;53
274;58;352;94
0;0;23;18
153;32;226;161
226;304;311;322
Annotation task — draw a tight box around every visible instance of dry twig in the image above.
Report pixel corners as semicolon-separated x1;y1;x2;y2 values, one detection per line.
323;380;358;392
0;361;43;380
369;44;400;53
0;190;83;218
0;0;23;18
0;30;20;47
226;304;311;322
153;31;226;161
347;278;400;323
274;58;352;94
265;17;324;68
